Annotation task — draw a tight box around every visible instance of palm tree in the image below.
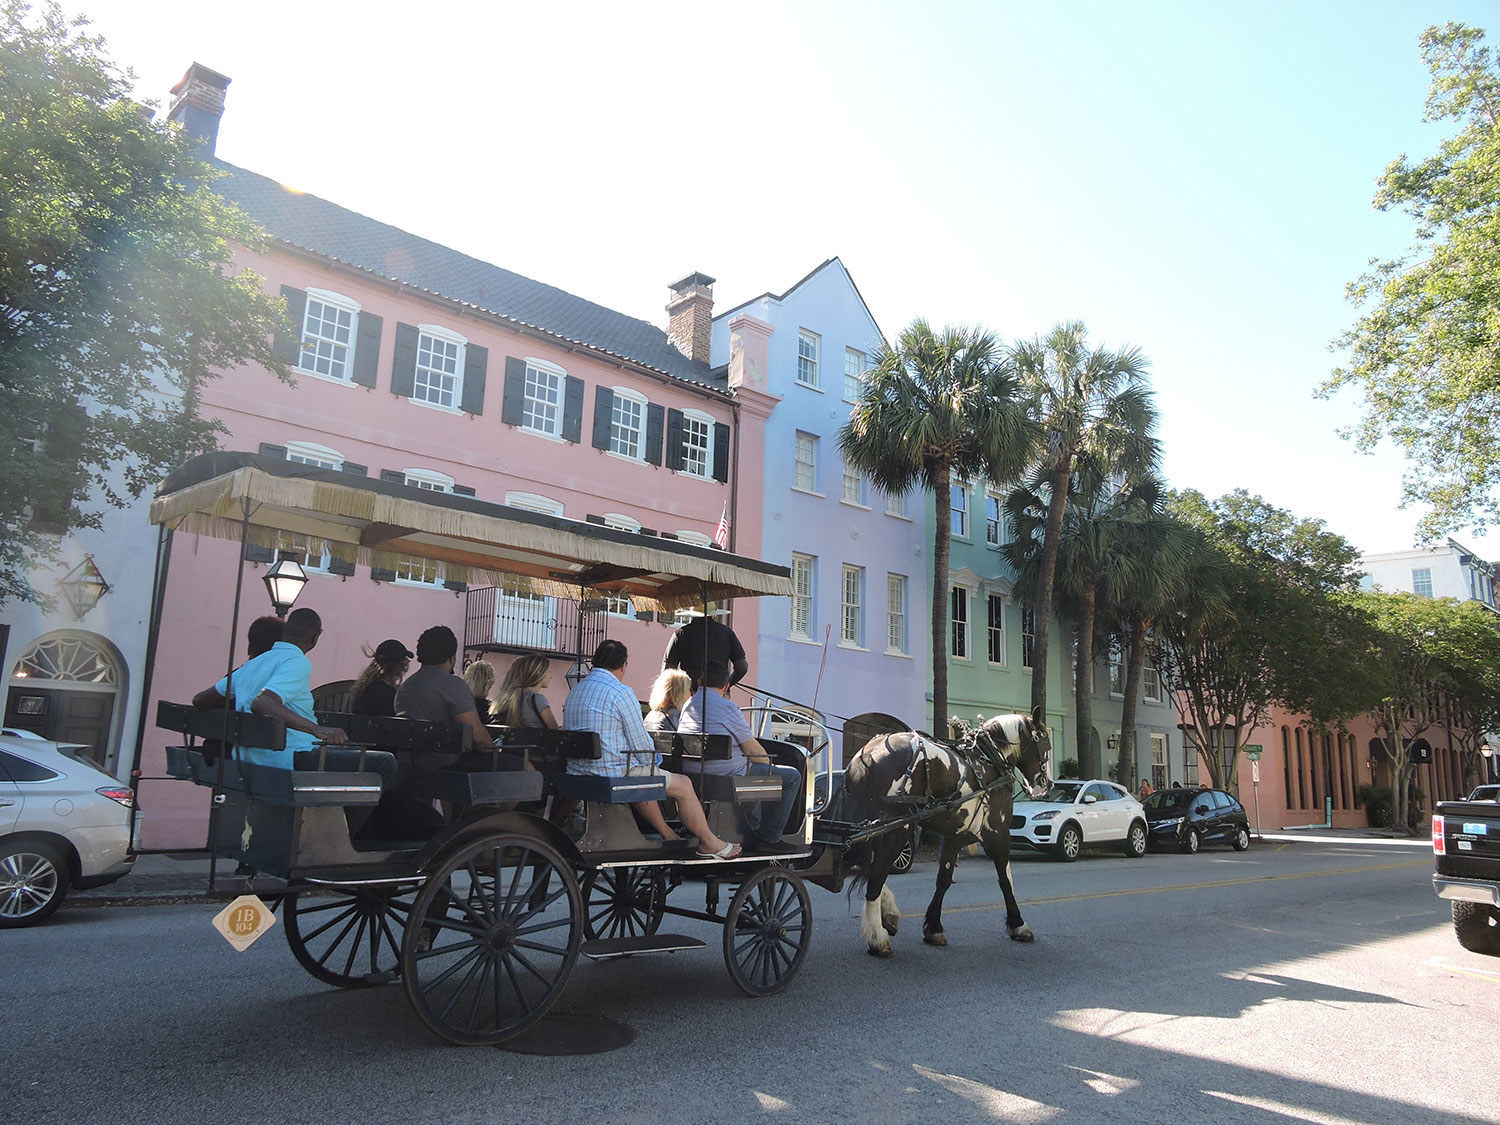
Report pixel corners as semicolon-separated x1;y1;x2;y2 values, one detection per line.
840;319;1037;729
1012;321;1158;719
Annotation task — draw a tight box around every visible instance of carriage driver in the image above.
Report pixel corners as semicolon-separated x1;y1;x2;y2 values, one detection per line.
563;640;742;860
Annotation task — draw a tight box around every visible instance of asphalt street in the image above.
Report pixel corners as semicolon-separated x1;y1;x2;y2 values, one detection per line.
5;834;1488;1125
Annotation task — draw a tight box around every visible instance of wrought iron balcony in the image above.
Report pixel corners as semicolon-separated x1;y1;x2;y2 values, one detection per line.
463;586;608;658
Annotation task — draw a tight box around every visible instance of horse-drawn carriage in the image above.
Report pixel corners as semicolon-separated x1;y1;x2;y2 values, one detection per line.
147;451;1051;1045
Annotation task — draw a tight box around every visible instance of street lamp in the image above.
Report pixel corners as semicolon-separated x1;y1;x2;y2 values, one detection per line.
59;555;110;620
262;557;309;618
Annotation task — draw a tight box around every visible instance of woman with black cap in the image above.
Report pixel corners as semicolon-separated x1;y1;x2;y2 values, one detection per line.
350;638;414;717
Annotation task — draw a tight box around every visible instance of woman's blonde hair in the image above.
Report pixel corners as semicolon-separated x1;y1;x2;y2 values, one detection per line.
463;660;496;700
494;654;551;725
649;668;692;715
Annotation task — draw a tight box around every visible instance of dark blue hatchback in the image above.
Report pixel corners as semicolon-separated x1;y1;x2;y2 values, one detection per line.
1142;788;1251;854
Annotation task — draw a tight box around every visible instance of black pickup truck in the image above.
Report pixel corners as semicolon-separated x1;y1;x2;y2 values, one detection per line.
1433;792;1500;955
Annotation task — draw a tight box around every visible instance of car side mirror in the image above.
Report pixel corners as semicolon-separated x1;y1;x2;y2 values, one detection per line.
1194;804;1208;814
1082;794;1097;805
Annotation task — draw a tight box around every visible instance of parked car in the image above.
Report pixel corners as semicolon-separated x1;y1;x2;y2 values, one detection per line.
1142;787;1251;853
1011;779;1148;861
0;734;136;926
1466;784;1500;802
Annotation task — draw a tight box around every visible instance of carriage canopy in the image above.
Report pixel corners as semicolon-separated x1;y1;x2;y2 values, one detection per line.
149;451;791;613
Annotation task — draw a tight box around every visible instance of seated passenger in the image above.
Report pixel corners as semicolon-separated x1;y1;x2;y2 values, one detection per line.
462;659;496;722
645;668;692;733
563;640;740;859
246;615;284;659
494;654;560;730
395;625;499;764
351;639;412;716
679;660;801;850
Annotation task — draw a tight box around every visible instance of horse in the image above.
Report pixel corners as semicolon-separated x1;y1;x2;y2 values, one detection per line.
840;709;1051;957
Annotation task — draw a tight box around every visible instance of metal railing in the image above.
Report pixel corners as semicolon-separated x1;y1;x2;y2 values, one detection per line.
463;586;606;658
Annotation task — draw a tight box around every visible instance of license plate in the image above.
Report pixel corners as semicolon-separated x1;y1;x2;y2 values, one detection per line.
1458;840;1474;851
1463;823;1490;835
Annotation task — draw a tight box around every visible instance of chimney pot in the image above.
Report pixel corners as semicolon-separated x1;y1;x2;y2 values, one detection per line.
167;62;231;154
667;271;716;364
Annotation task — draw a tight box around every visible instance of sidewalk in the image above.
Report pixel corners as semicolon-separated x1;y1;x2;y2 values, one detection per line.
68;852;262;906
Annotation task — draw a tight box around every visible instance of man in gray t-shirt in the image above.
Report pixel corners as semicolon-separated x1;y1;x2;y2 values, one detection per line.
395;625;495;755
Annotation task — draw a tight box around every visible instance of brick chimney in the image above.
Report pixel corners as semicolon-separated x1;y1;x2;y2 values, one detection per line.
667;272;715;364
167;63;231;154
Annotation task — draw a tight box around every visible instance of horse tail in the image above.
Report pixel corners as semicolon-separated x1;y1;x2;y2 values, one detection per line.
842;836;875;900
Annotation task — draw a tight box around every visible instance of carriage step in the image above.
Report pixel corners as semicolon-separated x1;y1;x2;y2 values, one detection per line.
580;934;706;960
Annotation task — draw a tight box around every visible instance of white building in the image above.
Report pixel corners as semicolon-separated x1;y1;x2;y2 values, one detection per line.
1360;538;1499;613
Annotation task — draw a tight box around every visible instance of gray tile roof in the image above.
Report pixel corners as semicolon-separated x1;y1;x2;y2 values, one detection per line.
214;161;725;392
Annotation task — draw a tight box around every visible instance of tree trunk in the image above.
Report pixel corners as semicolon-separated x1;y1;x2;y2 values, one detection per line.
1117;614;1149;790
932;461;952;735
1029;465;1071;717
1074;588;1096;777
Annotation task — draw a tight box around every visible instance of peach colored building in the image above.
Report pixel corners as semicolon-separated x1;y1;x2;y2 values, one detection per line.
133;66;770;847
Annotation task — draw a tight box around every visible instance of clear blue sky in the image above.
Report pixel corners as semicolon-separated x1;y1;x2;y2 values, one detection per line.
72;0;1500;554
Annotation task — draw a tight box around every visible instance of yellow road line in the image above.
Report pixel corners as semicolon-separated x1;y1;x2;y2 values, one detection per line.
915;859;1430;917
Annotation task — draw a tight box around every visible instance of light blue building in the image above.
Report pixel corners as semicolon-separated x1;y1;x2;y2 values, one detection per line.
711;259;929;763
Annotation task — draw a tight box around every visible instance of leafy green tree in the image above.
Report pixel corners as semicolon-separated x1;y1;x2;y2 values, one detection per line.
0;1;289;605
840;319;1036;728
1012;321;1157;720
1156;491;1364;791
1321;23;1500;538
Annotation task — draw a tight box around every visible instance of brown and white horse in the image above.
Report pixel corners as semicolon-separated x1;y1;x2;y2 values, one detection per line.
842;710;1051;956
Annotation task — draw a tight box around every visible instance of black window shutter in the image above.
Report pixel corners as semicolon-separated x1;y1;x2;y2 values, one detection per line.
274;286;307;365
327;556;356;577
243;539;275;564
370;567;397;582
665;409;685;471
501;357;526;425
352;312;381;387
341;462;368;477
645;403;664;466
459;344;488;415
592;387;614;450
380;469;406;485
391;323;419;398
258;442;288;461
562;376;584;443
585;514;606;525
712;422;731;482
453;484;476;497
443;580;469;594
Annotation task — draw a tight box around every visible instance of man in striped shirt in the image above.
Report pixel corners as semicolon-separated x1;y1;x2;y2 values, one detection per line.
564;640;740;860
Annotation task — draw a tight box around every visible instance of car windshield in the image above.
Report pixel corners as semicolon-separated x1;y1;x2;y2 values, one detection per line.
1143;790;1194;811
1037;782;1083;803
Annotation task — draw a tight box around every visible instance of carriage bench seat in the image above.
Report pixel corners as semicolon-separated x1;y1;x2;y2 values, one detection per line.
162;744;385;807
553;773;668;804
698;772;783;805
651;732;731;771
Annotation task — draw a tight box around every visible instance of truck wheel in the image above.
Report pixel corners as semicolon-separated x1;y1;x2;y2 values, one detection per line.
1453;902;1500;956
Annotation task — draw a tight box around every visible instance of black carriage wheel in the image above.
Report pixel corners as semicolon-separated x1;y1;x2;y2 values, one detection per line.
283;883;417;989
723;867;812;998
582;866;666;941
401;833;581;1046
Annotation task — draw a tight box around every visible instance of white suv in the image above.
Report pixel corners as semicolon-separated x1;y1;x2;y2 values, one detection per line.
1011;779;1149;861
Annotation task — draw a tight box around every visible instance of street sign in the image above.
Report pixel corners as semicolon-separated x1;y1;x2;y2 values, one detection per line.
212;894;277;952
1244;744;1263;761
1251;761;1260;784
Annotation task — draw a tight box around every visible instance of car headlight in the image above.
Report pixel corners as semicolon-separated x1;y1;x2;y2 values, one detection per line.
1155;817;1182;829
1031;810;1061;821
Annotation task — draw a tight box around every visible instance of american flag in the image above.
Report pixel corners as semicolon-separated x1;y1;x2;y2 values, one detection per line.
713;503;729;548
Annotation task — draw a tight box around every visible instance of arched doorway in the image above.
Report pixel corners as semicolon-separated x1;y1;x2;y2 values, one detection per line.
841;712;907;768
5;631;125;771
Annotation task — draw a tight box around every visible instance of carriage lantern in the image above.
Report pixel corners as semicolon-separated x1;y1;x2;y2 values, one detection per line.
262;557;309;618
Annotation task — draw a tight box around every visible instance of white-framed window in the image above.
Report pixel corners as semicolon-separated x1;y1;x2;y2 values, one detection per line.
505;491;565;516
1151;733;1168;790
1021;608;1035;669
843;347;866;401
950;482;969;537
271;531;331;574
1143;646;1161;702
951;585;971;660
1109;646;1125;696
885;488;907;518
797;330;820;387
609;387;647;461
886;573;907;655
393;553;444;587
599;592;632;616
1412;567;1434;598
673;530;712;547
985;490;1008;546
284;441;344;470
987;594;1006;665
794;431;819;492
403;468;454;493
790;553;815;640
522;359;566;437
298;288;359;381
841;564;864;647
842;463;866;506
680;409;713;479
412;324;466;409
601;513;641;533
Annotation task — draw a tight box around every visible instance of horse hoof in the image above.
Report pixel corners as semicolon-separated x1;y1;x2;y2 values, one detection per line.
923;930;948;947
882;914;900;935
1008;925;1035;943
867;943;893;958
